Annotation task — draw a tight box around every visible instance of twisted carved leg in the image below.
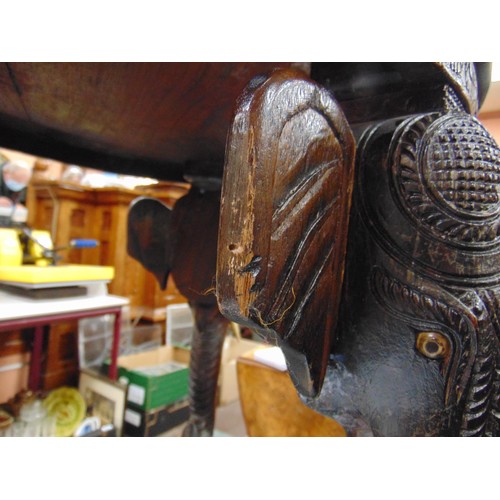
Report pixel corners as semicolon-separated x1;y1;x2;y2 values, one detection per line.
182;304;227;436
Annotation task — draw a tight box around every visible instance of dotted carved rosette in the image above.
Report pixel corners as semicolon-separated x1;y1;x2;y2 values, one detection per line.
391;113;500;250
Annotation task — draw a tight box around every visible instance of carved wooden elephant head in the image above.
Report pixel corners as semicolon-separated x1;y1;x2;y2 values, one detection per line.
216;63;500;436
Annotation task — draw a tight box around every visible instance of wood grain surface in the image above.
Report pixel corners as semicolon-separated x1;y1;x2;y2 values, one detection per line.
0;63;293;180
237;354;346;437
217;68;355;397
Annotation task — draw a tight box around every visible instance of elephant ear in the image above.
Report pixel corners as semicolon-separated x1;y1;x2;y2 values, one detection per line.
216;68;356;398
168;187;221;306
127;196;173;290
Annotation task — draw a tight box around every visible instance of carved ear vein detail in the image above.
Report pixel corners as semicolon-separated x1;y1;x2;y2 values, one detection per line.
217;68;355;397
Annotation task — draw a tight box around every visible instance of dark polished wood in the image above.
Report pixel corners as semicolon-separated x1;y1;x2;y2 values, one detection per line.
0;63;296;181
216;68;355;398
2;62;498;436
127;184;228;436
217;63;500;436
2;62;489;182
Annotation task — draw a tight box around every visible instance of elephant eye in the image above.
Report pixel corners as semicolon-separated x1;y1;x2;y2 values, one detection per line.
416;332;450;360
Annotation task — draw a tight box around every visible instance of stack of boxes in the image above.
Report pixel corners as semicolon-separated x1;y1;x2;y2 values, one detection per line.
106;345;191;436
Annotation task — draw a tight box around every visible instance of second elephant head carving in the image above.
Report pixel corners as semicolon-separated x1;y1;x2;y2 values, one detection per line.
128;185;229;437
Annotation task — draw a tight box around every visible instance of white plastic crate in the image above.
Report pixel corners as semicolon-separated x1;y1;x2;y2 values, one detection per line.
166;303;195;347
78;314;115;368
79;307;163;368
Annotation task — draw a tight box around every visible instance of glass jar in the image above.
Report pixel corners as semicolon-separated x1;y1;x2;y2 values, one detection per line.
19;399;48;437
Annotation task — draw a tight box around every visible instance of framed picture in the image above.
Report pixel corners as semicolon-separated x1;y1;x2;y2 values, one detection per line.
78;368;127;436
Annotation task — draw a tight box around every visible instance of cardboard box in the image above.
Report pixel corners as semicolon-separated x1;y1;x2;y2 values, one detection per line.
123;398;190;437
218;337;263;406
106;345;190;411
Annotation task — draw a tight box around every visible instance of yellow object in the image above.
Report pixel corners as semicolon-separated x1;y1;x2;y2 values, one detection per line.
43;387;87;437
29;230;53;267
0;227;53;267
0;264;114;284
0;227;112;285
0;229;23;266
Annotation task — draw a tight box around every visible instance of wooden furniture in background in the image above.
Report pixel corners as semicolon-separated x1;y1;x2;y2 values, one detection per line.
41;320;79;390
26;179;189;321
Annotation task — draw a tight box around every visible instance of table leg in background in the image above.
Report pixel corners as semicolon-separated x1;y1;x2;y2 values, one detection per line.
29;325;45;391
108;309;122;380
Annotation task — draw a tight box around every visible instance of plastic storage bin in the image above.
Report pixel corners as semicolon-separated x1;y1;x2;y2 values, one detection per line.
166;303;195;347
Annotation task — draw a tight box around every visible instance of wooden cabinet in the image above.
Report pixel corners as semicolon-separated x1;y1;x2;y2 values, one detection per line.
26;179;190;321
41;320;80;390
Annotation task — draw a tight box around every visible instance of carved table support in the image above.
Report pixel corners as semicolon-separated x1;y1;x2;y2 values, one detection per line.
128;180;227;437
216;63;500;436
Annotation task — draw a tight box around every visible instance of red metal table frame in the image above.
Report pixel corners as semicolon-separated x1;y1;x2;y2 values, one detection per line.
0;305;122;391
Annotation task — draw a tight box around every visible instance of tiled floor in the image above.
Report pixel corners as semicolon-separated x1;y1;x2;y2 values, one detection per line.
213;399;247;436
159;399;248;437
